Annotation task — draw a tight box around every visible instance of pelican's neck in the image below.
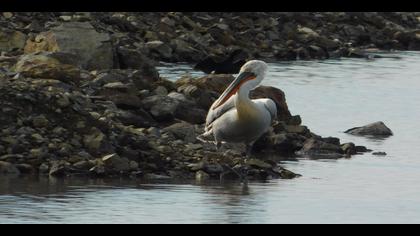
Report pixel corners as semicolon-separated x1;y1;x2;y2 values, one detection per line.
235;84;258;120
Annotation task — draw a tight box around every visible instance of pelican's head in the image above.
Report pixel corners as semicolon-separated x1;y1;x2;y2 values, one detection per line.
212;60;268;110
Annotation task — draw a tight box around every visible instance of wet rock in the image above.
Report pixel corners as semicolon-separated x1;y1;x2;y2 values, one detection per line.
24;22;114;70
0;29;27;52
296;138;343;157
372;151;387;156
49;160;70;176
341;142;356;155
15;164;34;174
278;168;301;179
102;153;130;173
73;160;94;170
254;132;306;154
144;173;172;180
345;121;393;136
0;161;20;175
39;163;49;174
195;170;210;181
246;158;272;169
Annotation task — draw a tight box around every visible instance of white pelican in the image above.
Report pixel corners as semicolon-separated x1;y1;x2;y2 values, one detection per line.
198;60;277;156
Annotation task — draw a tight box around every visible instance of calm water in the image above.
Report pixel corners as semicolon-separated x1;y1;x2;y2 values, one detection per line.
2;52;420;224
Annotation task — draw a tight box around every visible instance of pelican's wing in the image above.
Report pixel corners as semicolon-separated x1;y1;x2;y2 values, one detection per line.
254;98;277;121
205;94;236;131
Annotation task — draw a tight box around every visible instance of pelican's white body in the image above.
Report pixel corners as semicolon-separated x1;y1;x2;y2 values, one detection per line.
201;60;277;146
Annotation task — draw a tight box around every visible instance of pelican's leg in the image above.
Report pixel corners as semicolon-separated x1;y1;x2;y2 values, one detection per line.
245;142;254;158
214;141;222;151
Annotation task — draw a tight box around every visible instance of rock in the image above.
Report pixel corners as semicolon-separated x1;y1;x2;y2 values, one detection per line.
144;173;172;180
171;38;203;61
141;95;179;122
278;168;301;179
194;49;249;74
14;52;81;82
195;170;210;181
0;29;26;52
49;161;69;176
146;40;173;59
254;133;306;154
102;153;130;173
296;138;343;157
116;46;157;70
246;158;272;169
345;121;393;136
174;103;207;124
3;12;13;19
162;122;198;143
83;127;113;154
15;164;34;174
32;115;49;128
341;142;356;155
153;86;168;96
0;161;20;175
24;22;114;70
372;152;387;156
39;163;49;174
181;74;235;94
73;160;94;170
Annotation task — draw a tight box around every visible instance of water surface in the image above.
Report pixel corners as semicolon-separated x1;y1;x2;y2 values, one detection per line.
2;52;420;224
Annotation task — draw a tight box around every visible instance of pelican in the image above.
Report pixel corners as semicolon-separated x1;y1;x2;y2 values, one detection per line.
198;60;277;156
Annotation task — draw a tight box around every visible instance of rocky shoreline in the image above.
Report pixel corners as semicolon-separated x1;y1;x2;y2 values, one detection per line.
0;12;409;181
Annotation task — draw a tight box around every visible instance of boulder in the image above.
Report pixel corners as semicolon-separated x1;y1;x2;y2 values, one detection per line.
24;22;114;70
344;121;393;136
14;52;80;82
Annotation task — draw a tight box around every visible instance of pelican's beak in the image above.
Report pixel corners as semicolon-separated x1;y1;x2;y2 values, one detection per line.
212;71;256;110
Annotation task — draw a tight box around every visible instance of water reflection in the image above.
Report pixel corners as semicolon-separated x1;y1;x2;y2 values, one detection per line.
2;51;420;223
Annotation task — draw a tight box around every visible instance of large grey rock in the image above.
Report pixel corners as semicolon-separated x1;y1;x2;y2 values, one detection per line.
345;121;393;136
24;22;114;70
